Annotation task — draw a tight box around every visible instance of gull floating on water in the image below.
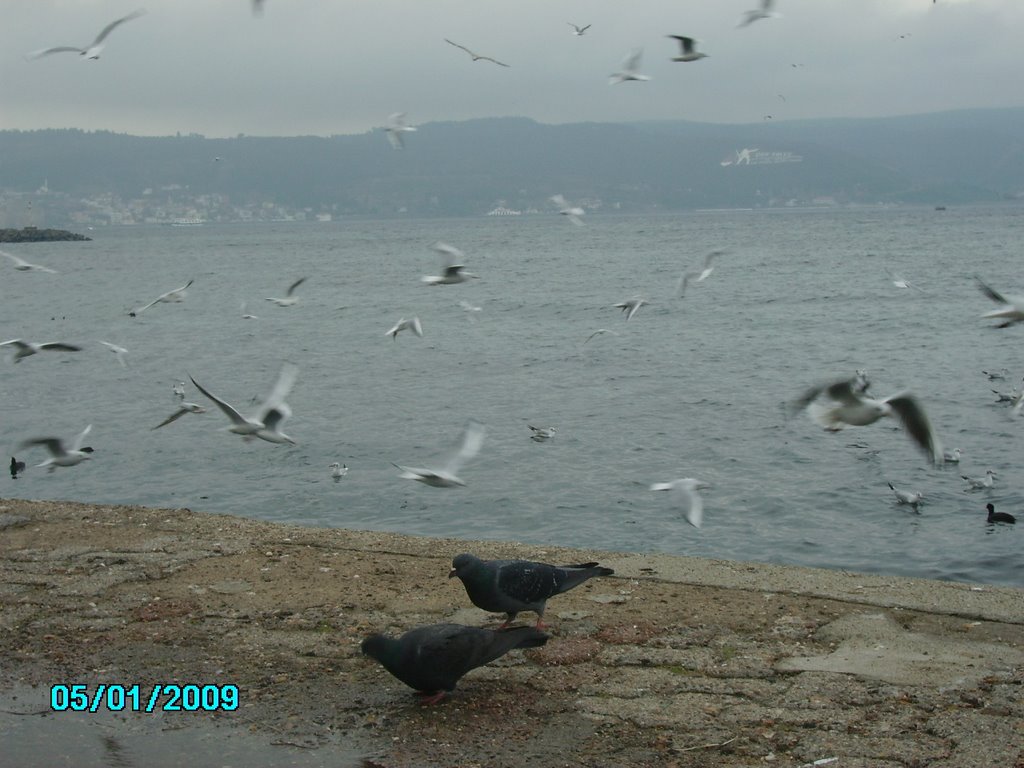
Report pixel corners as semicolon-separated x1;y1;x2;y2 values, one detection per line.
650;478;709;528
790;376;943;464
393;420;485;488
130;279;193;316
19;424;94;471
172;381;186;400
887;481;923;509
528;425;556;441
423;243;478;285
386;113;417;149
98;341;129;368
614;297;647;321
738;0;780;27
668;36;708;62
550;194;585;225
610;49;650;84
26;9;146;60
266;277;306;307
942;447;962;463
444;39;510;67
976;277;1024;328
962;469;996;490
982;368;1009;381
330;462;348;481
386;316;423;340
0;339;82;363
190;363;298;444
151;402;207;430
1;249;57;273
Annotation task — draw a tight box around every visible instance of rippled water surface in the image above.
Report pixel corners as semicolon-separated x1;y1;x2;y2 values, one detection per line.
2;206;1022;587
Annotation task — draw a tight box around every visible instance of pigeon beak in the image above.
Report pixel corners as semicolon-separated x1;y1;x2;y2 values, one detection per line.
447;568;457;579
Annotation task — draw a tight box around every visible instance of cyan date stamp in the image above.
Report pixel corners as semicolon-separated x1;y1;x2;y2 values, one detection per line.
50;683;238;713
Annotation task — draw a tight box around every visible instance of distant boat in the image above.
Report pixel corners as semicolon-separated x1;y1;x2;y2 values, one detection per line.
486;206;521;216
171;217;204;226
934;206;947;211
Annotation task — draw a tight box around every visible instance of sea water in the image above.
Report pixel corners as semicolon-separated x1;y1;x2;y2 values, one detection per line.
2;206;1022;587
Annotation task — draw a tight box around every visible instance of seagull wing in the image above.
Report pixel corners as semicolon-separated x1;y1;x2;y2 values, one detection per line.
27;46;85;58
189;375;250;427
255;363;298;421
621;48;643;73
38;342;82;353
976;277;1008;305
477;55;510;67
71;424;92;453
152;408;189;430
442;420;485;476
445;39;475;57
0;339;29;351
285;277;306;297
884;393;942;464
20;436;67;456
92;10;146;46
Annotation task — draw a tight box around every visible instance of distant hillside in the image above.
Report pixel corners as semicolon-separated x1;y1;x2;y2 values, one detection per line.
2;107;1023;217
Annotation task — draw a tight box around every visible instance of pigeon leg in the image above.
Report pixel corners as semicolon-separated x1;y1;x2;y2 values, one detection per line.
415;690;447;706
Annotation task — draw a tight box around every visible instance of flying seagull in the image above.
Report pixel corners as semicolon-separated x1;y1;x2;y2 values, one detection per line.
444;39;510;67
130;279;193;316
265;277;306;307
151;402;207;430
385;316;423;340
583;328;619;345
190;363;298;444
791;377;943;464
568;23;591;36
610;48;650;84
386;112;417;149
890;273;925;292
976;277;1024;328
27;10;146;60
19;424;94;471
393;420;485;487
738;0;780;28
449;553;614;628
613;297;647;321
98;341;129;368
550;194;584;225
361;623;548;705
650;477;709;528
0;339;82;363
1;250;57;273
668;36;708;62
423;242;478;285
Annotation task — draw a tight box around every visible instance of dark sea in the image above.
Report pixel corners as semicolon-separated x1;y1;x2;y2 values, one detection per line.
3;206;1023;587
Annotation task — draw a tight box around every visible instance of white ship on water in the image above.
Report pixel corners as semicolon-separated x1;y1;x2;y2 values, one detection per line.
486;206;521;216
171;217;204;226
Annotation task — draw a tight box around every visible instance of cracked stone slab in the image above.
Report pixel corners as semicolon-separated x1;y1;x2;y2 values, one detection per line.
776;611;1024;687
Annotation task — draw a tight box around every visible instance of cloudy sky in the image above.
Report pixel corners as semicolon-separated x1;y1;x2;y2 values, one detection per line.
1;0;1019;138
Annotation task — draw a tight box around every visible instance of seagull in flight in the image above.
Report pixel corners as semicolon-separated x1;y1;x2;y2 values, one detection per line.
790;377;943;464
423;243;478;285
650;478;709;528
386;113;417;149
386;317;424;340
151;402;207;430
550;194;585;225
614;297;647;321
0;339;82;363
130;279;193;316
583;328;619;345
190;363;299;444
976;277;1024;328
738;0;780;27
98;341;129;368
568;23;591;36
27;10;146;60
444;39;510;67
610;49;650;84
393;421;485;488
890;273;925;292
266;277;306;307
20;424;94;471
1;250;57;273
668;36;708;62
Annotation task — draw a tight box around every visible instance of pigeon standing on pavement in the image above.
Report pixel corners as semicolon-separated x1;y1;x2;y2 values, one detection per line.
449;553;614;628
361;623;548;704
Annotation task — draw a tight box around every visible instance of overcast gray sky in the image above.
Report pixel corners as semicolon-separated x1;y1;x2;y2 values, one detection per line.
1;0;1019;138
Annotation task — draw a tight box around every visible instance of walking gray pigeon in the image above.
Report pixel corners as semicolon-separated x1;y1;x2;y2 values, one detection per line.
360;623;548;704
449;553;614;628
